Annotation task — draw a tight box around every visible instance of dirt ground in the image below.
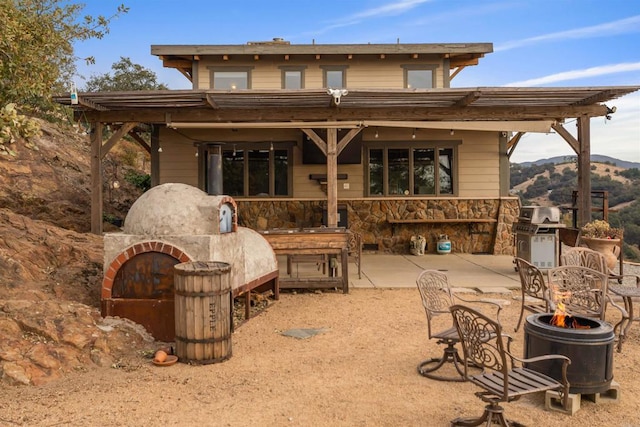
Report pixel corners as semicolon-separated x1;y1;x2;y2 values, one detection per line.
2;288;639;427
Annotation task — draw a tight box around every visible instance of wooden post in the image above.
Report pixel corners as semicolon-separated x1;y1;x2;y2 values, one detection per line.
90;122;103;235
576;116;592;227
326;128;338;227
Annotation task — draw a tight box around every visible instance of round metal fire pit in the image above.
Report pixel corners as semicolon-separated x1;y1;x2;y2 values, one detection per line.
523;313;614;394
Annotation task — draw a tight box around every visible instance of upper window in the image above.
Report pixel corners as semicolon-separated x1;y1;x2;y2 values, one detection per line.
367;143;456;196
217;144;290;197
280;66;306;89
402;65;437;89
321;65;348;88
208;67;254;89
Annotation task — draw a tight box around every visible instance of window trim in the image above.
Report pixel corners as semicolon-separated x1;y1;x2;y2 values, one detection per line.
279;66;306;89
207;66;255;89
217;142;294;198
320;65;348;88
365;141;460;197
401;64;438;89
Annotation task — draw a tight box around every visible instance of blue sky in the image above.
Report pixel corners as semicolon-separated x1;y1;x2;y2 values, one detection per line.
73;0;640;164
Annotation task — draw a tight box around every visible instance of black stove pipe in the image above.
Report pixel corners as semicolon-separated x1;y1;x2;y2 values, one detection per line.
207;143;223;196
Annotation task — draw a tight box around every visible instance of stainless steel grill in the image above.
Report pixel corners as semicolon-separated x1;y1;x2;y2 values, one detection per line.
515;206;565;269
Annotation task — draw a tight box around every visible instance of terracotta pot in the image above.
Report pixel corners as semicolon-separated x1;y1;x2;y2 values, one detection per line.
581;237;620;270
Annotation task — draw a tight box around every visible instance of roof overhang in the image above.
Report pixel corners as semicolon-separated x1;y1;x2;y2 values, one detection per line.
53;86;639;131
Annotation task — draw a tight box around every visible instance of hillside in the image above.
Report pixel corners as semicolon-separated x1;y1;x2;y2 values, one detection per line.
518;154;640;170
0;120;151;386
511;161;633;209
510;158;640;261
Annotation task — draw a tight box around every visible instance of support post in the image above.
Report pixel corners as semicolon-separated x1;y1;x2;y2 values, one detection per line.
90;122;103;235
326;128;338;227
576;116;592;227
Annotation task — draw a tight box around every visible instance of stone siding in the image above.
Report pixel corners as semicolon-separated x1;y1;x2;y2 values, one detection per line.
236;198;518;255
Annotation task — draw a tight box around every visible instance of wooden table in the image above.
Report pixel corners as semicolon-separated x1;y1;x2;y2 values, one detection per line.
260;227;350;293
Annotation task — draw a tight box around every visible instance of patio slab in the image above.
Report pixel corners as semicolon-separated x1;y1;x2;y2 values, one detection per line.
278;252;521;291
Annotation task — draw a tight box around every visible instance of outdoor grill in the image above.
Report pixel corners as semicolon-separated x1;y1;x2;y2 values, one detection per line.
514;206;565;269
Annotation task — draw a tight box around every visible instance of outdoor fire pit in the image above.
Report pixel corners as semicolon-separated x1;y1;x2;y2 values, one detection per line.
523;313;614;395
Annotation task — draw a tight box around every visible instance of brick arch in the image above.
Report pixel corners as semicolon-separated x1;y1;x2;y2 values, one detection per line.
101;241;192;300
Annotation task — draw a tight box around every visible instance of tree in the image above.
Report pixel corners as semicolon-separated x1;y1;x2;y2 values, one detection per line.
84;57;168;92
0;1;128;111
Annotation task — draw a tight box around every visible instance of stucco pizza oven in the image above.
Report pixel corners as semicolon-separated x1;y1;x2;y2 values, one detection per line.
101;183;279;341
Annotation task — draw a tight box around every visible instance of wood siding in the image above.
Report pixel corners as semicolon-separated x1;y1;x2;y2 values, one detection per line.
197;58;444;90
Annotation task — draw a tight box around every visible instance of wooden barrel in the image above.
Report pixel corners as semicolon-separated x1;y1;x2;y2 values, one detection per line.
174;261;232;364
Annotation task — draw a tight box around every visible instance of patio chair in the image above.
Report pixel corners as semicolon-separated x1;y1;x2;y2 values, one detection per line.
561;247;640;352
546;265;626;321
415;270;499;382
449;304;571;426
513;257;549;332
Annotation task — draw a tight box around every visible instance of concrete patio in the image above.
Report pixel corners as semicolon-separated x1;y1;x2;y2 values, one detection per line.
279;252;521;293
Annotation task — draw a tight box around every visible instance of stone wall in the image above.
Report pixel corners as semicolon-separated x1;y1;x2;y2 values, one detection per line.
236;198;519;255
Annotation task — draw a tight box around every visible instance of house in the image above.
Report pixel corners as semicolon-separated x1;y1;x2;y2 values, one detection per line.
55;39;639;254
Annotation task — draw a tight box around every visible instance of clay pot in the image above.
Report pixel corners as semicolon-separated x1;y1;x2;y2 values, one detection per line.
581;237;620;270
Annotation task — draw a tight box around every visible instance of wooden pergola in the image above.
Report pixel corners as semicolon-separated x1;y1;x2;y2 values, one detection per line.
54;86;640;234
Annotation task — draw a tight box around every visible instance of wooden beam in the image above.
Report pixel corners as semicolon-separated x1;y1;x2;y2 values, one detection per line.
380;54;385;59
205;94;219;109
176;68;192;82
127;130;151;154
449;66;465;80
79;104;608;123
301;129;327;155
101;122;138;158
576;116;592;227
162;59;192;68
506;132;524;158
337;128;362;156
454;90;481;107
254;55;260;60
90;123;103;235
223;55;229;61
412;53;418;59
326;128;338;228
552;123;579;154
284;54;289;60
78;97;108;111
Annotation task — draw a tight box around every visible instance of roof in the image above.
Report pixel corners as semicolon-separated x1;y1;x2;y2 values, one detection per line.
53;86;639;125
151;41;494;71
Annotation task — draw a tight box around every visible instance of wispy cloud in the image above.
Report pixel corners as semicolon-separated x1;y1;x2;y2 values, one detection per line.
496;15;640;52
298;0;432;38
505;62;640;86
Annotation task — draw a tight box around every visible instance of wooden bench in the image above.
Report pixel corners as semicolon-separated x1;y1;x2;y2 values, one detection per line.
260;227;350;293
387;218;497;235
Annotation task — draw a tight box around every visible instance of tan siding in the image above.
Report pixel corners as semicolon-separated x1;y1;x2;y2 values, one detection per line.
457;132;500;197
196;57;446;89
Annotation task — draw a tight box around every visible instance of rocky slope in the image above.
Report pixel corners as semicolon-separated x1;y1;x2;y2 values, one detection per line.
0;119;152;386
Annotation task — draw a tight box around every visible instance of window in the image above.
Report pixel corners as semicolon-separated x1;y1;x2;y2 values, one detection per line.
280;66;306;89
402;65;437;89
321;65;348;88
219;144;290;197
208;67;253;89
367;144;456;196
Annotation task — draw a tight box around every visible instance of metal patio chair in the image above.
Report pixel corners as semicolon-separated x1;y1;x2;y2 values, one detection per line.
514;257;549;332
450;304;571;426
415;270;498;382
560;247;640;351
